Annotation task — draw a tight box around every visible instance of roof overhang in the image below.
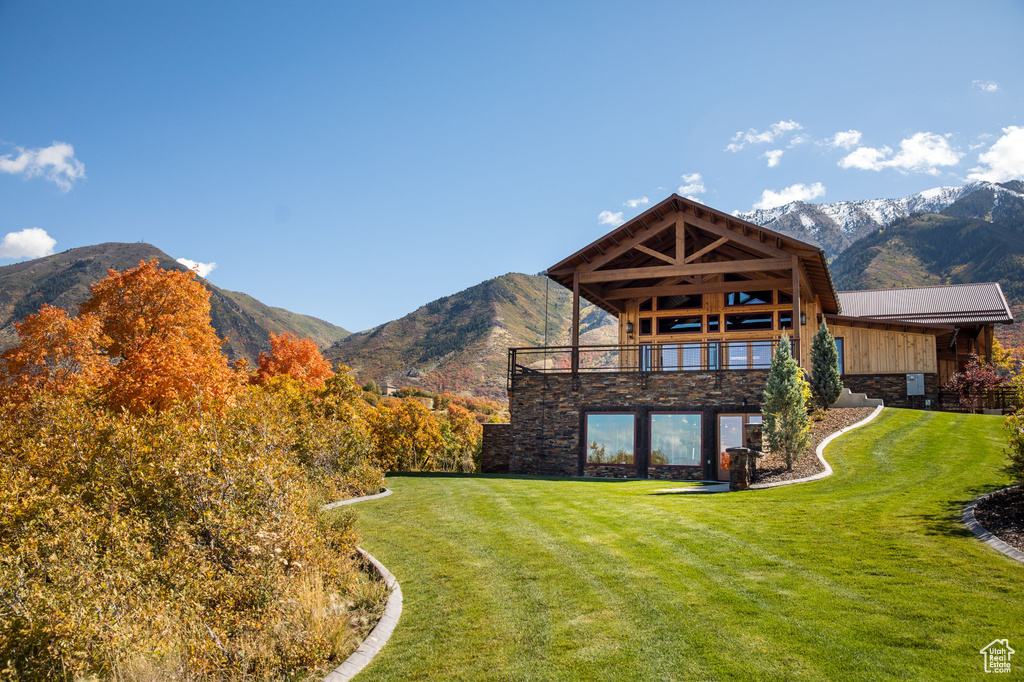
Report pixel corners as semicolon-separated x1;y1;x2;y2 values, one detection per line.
546;194;840;316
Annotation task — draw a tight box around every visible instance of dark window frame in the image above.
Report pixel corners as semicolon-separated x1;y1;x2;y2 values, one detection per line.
649;411;704;468
657;315;703;335
725;290;774;307
656;294;703;311
639;317;653;336
834;337;845;376
583;412;637;467
725;312;775;333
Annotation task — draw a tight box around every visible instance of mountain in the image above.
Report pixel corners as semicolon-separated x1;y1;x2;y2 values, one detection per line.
325;273;617;401
0;242;350;362
736;182;1012;258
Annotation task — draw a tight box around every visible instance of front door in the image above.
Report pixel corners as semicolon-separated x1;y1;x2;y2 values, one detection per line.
717;413;764;481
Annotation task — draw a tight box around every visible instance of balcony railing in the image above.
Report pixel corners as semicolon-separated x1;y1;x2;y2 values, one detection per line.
508;340;784;388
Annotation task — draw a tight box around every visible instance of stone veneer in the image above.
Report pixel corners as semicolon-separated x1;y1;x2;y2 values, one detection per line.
508;370;769;479
481;423;511;474
842;373;938;409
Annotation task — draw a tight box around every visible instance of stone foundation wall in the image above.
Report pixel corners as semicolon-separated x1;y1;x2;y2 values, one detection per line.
648;466;704;480
508;370;769;478
842;373;938;409
481;423;511;474
583;465;637;478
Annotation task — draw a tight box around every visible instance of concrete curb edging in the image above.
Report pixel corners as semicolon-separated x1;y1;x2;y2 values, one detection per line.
962;486;1024;565
750;404;885;490
323;488;393;510
321;489;401;682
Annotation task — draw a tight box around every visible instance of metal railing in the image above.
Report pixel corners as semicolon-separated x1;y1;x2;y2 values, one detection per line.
508;339;783;388
937;387;1021;414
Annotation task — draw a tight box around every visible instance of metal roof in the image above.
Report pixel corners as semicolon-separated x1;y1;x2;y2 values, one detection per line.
836;283;1014;326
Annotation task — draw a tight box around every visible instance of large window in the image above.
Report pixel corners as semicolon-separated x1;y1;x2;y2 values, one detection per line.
658;316;702;334
724;341;772;369
639;318;652;336
657;294;702;310
650;413;702;467
725;313;774;332
726;290;773;306
585;413;635;465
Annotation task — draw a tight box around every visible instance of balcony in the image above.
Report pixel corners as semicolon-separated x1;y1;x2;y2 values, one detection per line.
507;339;785;389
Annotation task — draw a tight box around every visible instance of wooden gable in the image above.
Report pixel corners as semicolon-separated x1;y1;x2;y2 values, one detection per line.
546;194;839;316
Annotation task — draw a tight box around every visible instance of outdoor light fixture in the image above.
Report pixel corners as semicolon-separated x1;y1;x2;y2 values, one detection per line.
801;313;807;325
626;321;634;336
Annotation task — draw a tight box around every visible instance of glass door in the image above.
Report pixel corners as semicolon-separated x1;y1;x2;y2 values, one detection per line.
717;415;744;481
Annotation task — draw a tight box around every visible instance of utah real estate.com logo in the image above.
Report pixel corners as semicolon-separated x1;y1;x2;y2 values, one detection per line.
980;639;1014;674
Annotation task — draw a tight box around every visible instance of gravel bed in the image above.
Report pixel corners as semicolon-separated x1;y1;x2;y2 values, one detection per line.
752;407;876;485
974;488;1024;553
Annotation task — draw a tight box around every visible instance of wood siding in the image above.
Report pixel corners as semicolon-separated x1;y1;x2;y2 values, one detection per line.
829;324;937;374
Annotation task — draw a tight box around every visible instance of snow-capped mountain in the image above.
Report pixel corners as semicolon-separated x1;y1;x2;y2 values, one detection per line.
736;181;1024;258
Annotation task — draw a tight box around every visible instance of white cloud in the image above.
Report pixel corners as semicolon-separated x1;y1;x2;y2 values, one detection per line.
0;227;57;260
726;120;803;152
0;142;85;191
968;126;1024;182
830;130;862;150
786;134;808;148
974;80;999;93
597;210;624;227
678;172;706;200
763;150;783;168
623;196;649;208
176;258;218;278
753;182;826;210
838;132;962;175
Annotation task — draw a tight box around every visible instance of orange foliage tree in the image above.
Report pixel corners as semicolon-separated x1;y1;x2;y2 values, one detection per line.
254;332;334;388
1;260;240;414
0;304;112;402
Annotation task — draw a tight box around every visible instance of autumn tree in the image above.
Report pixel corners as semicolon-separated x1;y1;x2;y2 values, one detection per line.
255;332;334;389
0;304;112;402
367;398;443;471
439;403;483;472
1;260;241;414
944;353;1006;413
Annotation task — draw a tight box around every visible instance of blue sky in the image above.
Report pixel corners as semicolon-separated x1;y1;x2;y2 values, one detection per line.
2;1;1023;331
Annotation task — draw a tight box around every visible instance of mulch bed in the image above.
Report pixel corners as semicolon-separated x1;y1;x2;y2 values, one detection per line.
753;407;877;485
973;487;1024;553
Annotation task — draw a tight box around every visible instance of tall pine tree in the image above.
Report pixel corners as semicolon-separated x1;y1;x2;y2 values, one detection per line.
809;321;843;410
762;334;810;472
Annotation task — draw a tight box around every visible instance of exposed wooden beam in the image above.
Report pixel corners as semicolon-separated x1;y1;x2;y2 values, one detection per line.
579;257;791;284
578;214;677;273
675;220;685;264
689;215;788;258
603;277;790;300
683;237;729;264
572;270;580;375
633;243;676;265
792;255;801;348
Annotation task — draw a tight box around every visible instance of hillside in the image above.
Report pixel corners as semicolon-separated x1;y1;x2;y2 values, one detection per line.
0;242;350;362
738;182;1005;258
829;181;1024;346
325;273;616;401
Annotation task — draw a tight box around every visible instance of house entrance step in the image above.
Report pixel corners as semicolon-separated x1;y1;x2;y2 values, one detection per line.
831;387;884;408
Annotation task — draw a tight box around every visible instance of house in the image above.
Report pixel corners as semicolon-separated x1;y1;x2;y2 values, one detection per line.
481;194;1013;480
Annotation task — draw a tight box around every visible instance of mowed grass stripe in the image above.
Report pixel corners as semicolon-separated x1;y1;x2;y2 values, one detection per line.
347;409;1021;681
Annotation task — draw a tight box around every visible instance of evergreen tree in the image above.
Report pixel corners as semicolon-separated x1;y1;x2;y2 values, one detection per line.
762;334;811;472
809;321;843;410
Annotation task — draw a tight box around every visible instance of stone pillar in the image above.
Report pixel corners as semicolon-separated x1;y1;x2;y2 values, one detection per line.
728;447;751;491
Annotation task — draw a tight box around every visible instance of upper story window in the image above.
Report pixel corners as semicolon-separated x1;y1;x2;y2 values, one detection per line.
657;316;702;334
639;298;653;311
657;294;702;310
726;290;773;306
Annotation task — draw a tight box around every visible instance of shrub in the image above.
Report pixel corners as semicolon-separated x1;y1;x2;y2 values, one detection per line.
762;334;811;472
809;321;843;410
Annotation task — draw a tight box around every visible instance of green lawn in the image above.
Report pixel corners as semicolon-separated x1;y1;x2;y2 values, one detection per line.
341;409;1022;681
